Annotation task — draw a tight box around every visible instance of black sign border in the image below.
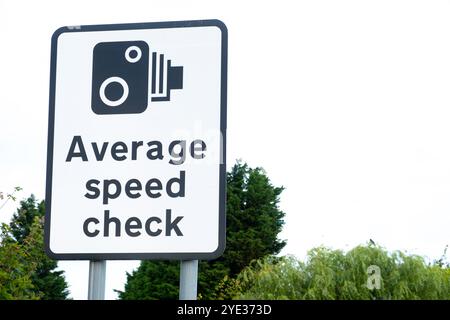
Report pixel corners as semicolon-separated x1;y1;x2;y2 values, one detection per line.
45;19;227;260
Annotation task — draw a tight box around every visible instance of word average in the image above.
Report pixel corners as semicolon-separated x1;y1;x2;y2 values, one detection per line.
65;135;207;165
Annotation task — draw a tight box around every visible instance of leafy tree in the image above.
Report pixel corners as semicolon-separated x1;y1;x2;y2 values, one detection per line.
119;261;180;300
224;162;285;275
0;186;38;299
118;161;286;299
8;195;69;300
230;243;450;300
10;195;45;243
0;223;39;299
0;186;22;211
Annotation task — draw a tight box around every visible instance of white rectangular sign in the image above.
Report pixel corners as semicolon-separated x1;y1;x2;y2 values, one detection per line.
45;20;227;260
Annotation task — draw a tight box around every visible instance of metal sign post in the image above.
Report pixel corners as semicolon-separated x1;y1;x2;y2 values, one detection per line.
88;260;106;300
179;260;199;300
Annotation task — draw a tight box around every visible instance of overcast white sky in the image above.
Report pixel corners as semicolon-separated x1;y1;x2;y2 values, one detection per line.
1;0;450;300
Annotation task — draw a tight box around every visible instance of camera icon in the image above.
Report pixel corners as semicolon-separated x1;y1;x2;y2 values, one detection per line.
91;41;183;115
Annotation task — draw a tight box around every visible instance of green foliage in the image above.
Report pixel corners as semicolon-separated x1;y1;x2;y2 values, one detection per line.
0;223;39;299
223;162;286;275
231;243;450;300
10;195;45;243
119;261;180;300
0;186;38;299
118;161;286;300
0;186;22;211
4;195;70;300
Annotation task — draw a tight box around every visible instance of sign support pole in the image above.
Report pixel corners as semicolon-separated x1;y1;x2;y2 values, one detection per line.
179;260;198;300
88;260;106;300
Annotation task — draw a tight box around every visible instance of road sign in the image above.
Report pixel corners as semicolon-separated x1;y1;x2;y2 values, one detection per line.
45;20;227;260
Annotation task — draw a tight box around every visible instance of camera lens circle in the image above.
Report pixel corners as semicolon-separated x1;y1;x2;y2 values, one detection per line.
99;76;129;107
125;46;142;63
